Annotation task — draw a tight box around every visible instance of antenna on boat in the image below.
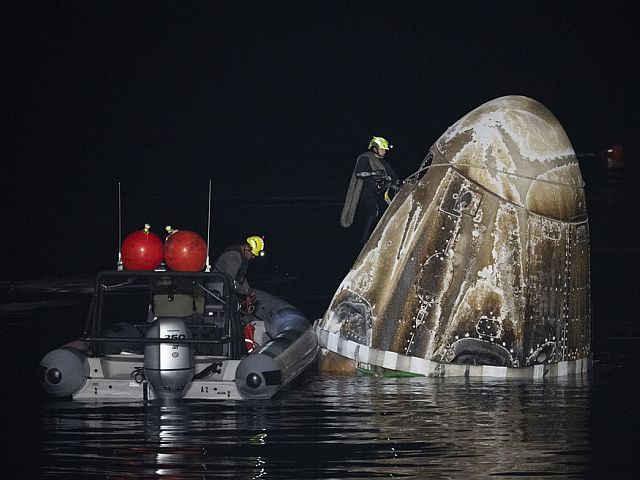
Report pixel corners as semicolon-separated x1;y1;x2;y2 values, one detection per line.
117;182;123;271
205;178;212;272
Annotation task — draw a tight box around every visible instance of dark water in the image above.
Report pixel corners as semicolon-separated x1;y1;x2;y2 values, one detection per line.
3;170;640;478
39;376;595;479
3;267;639;479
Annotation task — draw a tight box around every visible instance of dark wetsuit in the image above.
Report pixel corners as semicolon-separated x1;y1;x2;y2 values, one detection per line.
354;151;399;242
213;246;251;294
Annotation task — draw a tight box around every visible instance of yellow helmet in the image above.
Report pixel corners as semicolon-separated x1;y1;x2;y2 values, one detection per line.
368;136;393;151
246;235;265;257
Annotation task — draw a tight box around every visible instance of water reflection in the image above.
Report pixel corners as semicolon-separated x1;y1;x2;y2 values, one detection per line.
41;373;592;479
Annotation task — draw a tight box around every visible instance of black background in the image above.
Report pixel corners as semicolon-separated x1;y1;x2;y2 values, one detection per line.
3;1;638;286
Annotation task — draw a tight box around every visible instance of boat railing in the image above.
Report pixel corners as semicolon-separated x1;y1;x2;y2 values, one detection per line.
84;270;246;359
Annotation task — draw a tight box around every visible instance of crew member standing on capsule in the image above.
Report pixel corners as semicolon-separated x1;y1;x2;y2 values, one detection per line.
340;136;399;244
213;236;265;352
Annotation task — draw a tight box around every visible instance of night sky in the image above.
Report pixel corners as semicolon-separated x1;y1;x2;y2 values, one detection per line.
3;1;639;281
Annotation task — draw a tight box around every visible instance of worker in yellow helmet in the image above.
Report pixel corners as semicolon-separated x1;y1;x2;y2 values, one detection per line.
213;235;265;299
340;136;400;245
213;236;265;353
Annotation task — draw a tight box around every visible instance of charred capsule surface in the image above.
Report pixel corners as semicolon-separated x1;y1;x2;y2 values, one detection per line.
317;96;591;377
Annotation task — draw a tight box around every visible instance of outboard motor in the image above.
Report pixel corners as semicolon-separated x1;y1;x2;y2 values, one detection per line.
39;340;90;397
144;317;194;401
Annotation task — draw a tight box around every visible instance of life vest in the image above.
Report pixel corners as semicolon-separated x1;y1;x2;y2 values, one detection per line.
243;322;258;353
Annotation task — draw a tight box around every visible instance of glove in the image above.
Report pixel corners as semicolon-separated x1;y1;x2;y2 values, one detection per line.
376;175;393;188
240;293;255;315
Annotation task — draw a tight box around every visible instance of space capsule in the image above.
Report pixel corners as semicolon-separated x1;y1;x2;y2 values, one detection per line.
316;95;591;378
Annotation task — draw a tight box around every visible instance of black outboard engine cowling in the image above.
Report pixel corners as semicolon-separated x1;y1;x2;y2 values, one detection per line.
144;317;194;400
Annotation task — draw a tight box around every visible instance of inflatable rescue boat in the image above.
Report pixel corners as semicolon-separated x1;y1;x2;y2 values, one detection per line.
39;269;318;402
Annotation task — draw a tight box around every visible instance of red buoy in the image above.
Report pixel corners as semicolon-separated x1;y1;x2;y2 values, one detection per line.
121;225;164;271
164;230;207;272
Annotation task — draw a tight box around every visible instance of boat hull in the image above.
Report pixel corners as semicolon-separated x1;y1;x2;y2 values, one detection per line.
73;355;243;401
